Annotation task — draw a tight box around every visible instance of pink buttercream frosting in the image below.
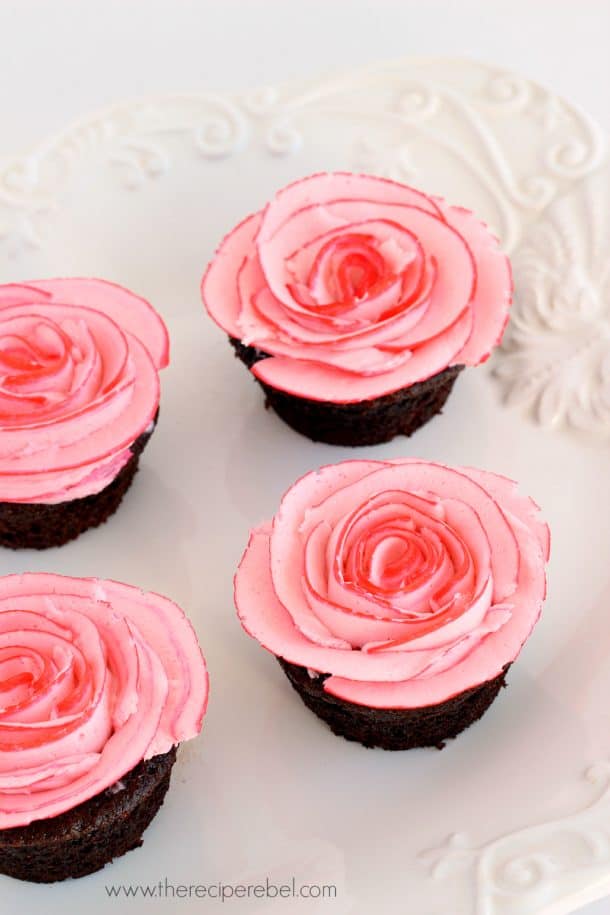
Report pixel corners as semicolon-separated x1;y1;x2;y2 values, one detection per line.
0;278;169;503
0;573;208;829
202;172;512;403
235;460;549;709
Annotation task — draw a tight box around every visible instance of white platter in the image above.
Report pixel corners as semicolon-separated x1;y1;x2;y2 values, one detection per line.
0;58;609;915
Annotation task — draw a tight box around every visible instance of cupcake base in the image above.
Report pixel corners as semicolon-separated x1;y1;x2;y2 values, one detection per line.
230;338;462;446
0;748;176;883
278;658;510;750
0;415;157;550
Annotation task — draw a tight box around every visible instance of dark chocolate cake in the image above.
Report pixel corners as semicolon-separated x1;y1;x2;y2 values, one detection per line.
278;659;510;751
0;748;176;883
0;415;157;550
231;338;463;446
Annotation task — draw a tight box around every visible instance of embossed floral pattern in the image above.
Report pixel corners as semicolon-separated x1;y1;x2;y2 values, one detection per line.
494;165;610;437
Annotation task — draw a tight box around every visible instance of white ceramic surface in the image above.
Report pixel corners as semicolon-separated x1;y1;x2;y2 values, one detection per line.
0;58;609;915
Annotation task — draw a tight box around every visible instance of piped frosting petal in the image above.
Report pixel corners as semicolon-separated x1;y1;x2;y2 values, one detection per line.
202;172;512;403
0;279;168;502
235;459;548;709
0;573;208;828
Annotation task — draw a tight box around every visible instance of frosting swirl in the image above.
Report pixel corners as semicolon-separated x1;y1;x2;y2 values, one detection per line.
0;279;169;503
202;173;512;402
0;573;208;829
235;460;549;708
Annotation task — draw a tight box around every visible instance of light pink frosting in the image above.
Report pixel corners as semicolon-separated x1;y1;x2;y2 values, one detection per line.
0;573;208;829
235;460;549;709
0;279;169;503
202;173;512;403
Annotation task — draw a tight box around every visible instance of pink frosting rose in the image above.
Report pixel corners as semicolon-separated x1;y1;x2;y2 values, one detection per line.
0;278;169;503
202;173;512;403
235;460;549;708
0;573;208;829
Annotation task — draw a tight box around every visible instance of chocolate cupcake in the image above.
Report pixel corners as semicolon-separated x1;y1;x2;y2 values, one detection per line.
202;173;512;446
235;459;549;750
0;573;208;882
0;279;169;548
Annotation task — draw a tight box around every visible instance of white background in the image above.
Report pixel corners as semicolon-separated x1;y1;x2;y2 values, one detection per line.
0;2;609;913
